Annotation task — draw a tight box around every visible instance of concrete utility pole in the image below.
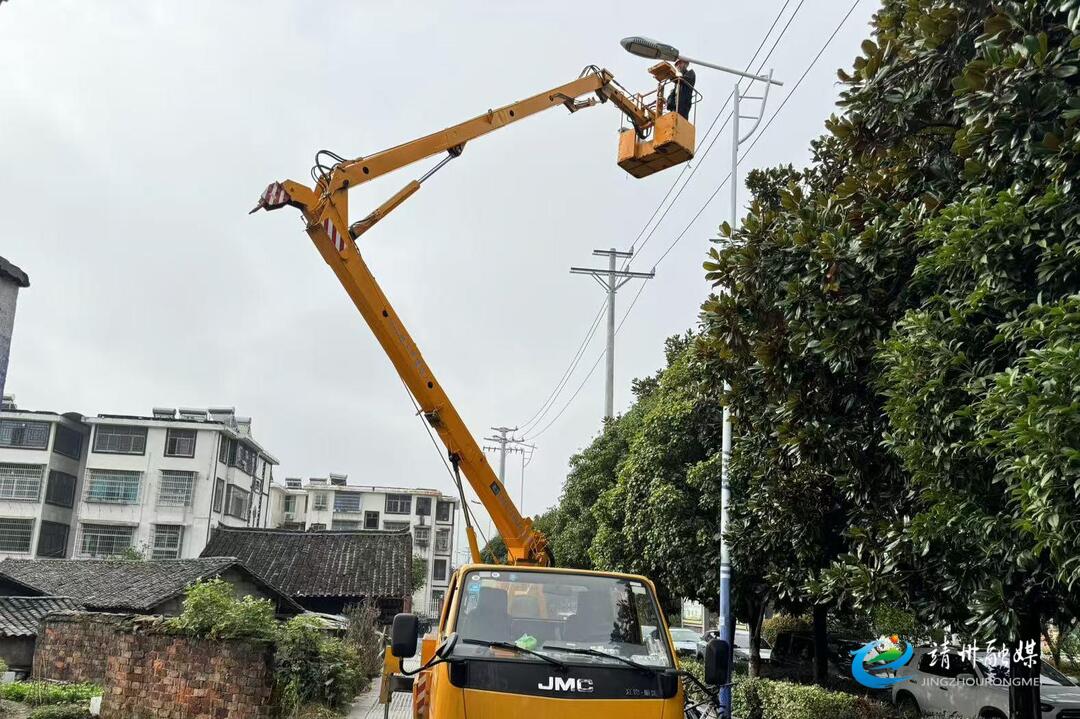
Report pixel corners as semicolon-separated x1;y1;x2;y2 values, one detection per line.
482;426;519;485
0;257;30;402
570;249;654;419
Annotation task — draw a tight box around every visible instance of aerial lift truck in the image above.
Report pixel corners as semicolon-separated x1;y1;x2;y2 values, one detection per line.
253;62;729;719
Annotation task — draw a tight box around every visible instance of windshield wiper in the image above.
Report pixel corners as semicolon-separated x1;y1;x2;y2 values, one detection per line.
461;638;568;669
544;644;661;674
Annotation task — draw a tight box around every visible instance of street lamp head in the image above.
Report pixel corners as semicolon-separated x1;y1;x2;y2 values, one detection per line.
620;36;680;63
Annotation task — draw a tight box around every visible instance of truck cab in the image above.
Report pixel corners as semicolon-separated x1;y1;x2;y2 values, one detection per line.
393;564;687;719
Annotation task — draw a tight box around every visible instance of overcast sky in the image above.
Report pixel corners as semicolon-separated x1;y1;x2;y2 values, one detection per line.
1;0;877;547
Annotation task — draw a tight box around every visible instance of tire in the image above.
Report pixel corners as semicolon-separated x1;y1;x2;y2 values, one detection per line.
977;710;1006;719
894;692;921;718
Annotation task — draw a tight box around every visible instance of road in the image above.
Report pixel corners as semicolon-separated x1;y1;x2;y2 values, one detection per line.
348;657;418;719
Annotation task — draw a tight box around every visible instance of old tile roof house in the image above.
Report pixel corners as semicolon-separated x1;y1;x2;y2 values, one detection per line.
0;596;79;672
0;557;302;616
201;527;413;617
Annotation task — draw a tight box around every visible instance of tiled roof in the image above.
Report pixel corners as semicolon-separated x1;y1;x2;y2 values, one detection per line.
0;596;79;637
201;527;412;599
0;557;301;613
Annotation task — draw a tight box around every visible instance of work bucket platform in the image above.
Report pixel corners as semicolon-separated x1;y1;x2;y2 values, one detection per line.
617;112;695;178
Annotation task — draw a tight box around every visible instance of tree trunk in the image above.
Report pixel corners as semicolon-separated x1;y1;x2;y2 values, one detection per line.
1009;604;1042;719
748;596;766;678
812;604;829;687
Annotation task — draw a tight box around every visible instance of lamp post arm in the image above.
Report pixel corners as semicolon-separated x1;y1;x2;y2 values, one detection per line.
678;56;784;86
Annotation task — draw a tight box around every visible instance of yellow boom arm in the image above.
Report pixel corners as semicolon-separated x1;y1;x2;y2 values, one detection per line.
253;66;691;566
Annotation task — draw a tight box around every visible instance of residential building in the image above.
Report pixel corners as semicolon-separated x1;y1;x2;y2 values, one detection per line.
0;405;90;559
0;402;279;561
267;476;458;616
202;526;413;620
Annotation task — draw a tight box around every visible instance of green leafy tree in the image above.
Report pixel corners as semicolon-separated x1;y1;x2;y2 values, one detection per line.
410;557;428;594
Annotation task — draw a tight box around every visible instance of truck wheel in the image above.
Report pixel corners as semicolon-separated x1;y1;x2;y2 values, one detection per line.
894;692;921;718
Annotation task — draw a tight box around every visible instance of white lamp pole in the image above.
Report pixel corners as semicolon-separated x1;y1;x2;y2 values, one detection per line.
622;36;780;719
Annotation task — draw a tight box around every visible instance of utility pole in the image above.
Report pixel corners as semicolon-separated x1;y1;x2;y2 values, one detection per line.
570;249;654;419
483;426;518;485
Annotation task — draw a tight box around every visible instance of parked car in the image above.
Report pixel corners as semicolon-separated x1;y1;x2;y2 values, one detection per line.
670;627;700;658
695;629;772;664
891;647;1080;718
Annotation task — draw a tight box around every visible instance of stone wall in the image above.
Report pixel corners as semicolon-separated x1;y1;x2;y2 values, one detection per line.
34;612;275;719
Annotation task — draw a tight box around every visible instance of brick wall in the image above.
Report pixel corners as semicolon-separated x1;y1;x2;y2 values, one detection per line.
34;612;275;719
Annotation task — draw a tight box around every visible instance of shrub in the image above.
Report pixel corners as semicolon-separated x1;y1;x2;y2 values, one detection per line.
0;682;103;706
276;616;366;714
27;704;91;719
165;578;278;640
762;614;811;645
734;678;897;719
343;602;384;680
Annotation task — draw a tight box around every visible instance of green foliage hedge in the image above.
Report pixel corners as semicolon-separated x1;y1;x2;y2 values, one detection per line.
762;614;810;645
0;682;102;706
735;678;898;719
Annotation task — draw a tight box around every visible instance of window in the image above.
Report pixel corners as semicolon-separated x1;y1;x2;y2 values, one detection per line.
0;419;50;449
85;469;141;504
157;470;195;507
0;518;34;553
151;525;184;559
53;425;83;459
213;478;225;512
164;428;197;457
436;500;453;522
312;493;328;511
0;463;43;501
219;439;258;475
415;497;432;516
224;485;250;520
284;495;297;514
332;520;360;530
435;528;451;553
364;511;379;529
92;425;147;455
433;559;448;582
431;590;445;613
335;493;362;513
80;524;134;557
414;527;430;544
384;521;410;532
45;470;77;508
36;521;68;557
386;494;412;515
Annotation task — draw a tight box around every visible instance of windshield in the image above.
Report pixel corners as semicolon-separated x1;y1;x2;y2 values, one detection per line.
452;569;674;669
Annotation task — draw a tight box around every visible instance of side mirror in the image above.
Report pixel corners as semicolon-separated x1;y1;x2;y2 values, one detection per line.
704;639;731;685
391;613;420;658
436;632;459;659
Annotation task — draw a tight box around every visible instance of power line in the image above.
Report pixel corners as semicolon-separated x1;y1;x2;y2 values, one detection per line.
514;0;802;433
629;0;802;263
524;0;863;439
652;0;863;268
516;299;606;434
